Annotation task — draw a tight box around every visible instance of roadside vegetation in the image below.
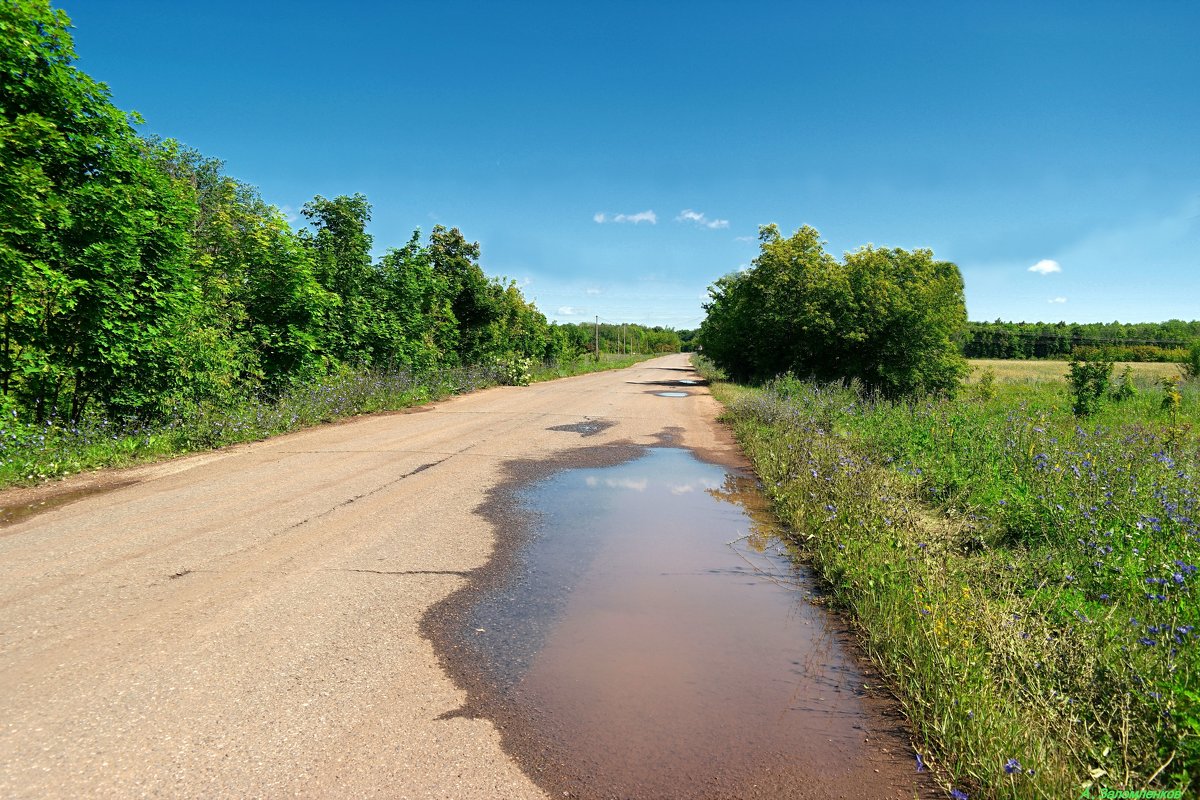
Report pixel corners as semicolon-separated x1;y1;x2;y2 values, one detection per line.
706;362;1198;797
698;225;1199;796
0;352;654;487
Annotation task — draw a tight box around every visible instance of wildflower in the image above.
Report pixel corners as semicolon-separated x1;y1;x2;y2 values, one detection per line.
950;790;969;800
915;753;926;772
1004;758;1022;775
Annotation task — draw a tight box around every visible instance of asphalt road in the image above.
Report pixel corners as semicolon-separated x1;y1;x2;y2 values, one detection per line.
0;354;744;798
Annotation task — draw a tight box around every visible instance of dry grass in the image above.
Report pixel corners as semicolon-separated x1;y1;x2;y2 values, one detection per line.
968;358;1184;384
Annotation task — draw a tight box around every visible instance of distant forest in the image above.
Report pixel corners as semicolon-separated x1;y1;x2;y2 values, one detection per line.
963;320;1200;362
0;2;678;423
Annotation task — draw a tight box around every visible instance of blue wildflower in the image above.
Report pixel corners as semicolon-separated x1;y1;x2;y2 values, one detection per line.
1004;758;1022;775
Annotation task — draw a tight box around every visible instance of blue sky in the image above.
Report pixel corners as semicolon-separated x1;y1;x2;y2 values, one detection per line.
68;1;1198;328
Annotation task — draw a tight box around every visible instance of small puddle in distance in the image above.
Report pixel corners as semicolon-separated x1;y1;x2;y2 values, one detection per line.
655;391;689;397
449;447;927;799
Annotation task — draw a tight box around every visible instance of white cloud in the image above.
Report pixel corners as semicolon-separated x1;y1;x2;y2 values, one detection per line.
585;287;602;295
669;484;695;495
1028;259;1062;275
595;210;657;224
734;235;755;242
617;210;657;224
1049;296;1068;304
586;476;648;491
558;306;580;316
676;209;729;229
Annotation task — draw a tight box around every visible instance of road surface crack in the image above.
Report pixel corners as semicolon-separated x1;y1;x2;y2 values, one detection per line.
282;456;452;533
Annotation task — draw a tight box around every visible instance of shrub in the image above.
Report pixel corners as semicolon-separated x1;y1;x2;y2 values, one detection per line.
1066;358;1112;416
698;224;968;398
1184;340;1200;380
1110;365;1137;401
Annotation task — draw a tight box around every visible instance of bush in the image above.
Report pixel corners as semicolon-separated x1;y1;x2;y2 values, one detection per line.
1066;358;1112;416
698;224;968;398
1184;340;1200;380
1110;365;1137;401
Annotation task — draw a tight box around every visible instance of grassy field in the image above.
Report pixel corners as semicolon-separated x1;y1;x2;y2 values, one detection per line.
0;353;657;490
701;357;1199;799
969;358;1185;384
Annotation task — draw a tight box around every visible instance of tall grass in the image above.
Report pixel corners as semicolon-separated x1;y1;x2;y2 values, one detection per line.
0;354;656;488
702;359;1198;798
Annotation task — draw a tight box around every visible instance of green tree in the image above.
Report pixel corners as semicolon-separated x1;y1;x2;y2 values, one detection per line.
1;1;197;419
369;232;457;373
840;244;969;397
151;142;333;398
699;224;968;396
300;194;374;365
427;225;503;362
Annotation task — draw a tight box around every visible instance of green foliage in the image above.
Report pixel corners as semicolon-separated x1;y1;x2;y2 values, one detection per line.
1183;340;1200;380
1;0;201;420
699;224;968;397
972;366;997;401
495;356;533;386
1110;365;1137;402
965;320;1200;361
1066;358;1113;416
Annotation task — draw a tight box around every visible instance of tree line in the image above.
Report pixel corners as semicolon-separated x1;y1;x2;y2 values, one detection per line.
1;2;680;423
565;321;681;355
963;320;1200;362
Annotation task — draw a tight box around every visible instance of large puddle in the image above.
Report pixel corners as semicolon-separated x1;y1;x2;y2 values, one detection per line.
434;447;927;799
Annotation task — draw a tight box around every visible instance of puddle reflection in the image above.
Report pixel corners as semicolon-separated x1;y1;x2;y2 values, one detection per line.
461;447;896;798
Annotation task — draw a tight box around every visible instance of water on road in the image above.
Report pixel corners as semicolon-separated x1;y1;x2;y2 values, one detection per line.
449;446;926;799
